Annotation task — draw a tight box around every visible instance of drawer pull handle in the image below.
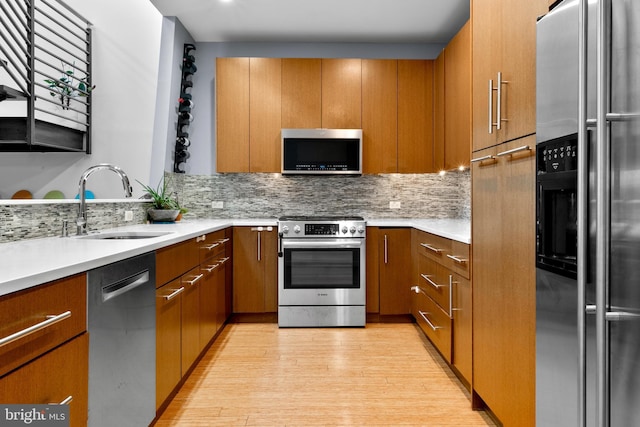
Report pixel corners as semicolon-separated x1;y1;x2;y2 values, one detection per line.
218;238;231;244
201;264;217;273
446;254;468;264
421;274;445;289
183;274;203;286
411;285;427;296
0;311;71;348
497;145;530;157
420;243;443;253
163;287;185;301
470;155;495;163
418;310;442;331
50;396;73;405
203;242;220;250
411;285;426;295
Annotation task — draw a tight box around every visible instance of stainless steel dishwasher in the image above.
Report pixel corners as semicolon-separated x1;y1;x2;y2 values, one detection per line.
87;252;156;427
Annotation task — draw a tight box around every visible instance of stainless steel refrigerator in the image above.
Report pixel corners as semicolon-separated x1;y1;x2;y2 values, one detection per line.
536;1;640;426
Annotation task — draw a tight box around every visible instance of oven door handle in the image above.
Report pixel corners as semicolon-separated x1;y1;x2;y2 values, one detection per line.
281;239;364;250
278;232;284;257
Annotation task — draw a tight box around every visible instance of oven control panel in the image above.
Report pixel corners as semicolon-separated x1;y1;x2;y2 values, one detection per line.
279;218;366;238
305;223;338;235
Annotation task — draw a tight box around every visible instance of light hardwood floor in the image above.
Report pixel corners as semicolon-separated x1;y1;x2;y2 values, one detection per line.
155;323;495;426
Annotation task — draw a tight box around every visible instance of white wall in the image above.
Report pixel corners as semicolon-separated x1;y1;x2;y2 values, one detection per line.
0;0;163;200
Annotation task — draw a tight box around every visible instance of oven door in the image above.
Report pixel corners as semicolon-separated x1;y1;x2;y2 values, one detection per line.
278;238;365;306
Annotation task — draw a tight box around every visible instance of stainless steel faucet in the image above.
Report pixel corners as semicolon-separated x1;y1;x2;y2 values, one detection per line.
76;163;133;235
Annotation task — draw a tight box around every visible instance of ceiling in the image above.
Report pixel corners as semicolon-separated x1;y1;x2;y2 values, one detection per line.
148;0;470;44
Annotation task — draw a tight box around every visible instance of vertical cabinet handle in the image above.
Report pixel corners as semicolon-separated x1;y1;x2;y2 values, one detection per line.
489;72;509;134
488;79;494;134
257;231;261;261
497;71;509;130
448;275;454;318
384;234;388;264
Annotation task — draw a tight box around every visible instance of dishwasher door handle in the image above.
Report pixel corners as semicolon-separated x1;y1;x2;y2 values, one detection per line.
102;270;150;302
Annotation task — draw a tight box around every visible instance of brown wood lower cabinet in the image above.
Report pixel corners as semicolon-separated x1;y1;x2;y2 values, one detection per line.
233;226;277;313
181;267;203;375
156;278;183;410
411;228;472;387
155;229;233;412
366;227;412;316
0;333;89;427
0;273;88;426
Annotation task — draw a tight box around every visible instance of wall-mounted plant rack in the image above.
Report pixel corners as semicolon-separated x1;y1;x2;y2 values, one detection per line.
174;43;196;173
0;0;92;152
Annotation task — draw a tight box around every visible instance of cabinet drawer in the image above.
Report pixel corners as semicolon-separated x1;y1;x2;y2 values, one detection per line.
449;241;471;279
0;273;87;377
198;230;229;264
156;238;199;286
417;256;451;314
0;333;88;427
415;230;452;267
156;279;182;410
412;290;452;362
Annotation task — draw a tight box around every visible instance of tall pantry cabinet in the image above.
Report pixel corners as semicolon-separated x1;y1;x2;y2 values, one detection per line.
470;1;547;426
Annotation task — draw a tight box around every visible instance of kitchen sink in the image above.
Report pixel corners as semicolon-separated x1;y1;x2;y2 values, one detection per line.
78;231;173;240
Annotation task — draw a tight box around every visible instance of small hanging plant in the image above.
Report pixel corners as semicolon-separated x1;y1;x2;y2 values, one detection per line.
44;62;95;110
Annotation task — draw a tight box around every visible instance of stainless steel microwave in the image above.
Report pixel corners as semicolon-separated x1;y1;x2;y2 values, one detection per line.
281;128;362;175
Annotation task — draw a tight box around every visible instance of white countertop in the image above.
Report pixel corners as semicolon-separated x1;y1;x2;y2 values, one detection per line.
0;217;468;297
366;218;470;244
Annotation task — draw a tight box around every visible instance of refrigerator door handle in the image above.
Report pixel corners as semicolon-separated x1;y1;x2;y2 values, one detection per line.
577;1;591;426
605;311;640;322
595;0;612;426
606;112;640;121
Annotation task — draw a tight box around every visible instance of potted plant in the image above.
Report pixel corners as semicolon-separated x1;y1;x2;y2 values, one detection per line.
44;62;95;110
173;196;188;221
137;177;181;222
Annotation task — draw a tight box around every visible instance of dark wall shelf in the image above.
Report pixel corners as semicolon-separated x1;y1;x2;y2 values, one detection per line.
0;118;85;152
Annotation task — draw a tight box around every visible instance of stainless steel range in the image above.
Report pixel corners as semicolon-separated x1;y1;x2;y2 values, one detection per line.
277;216;366;327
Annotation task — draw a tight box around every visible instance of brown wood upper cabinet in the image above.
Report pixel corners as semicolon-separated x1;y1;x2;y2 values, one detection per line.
444;20;471;170
282;58;322;128
321;58;362;129
434;20;471;171
250;58;282;172
472;0;547;151
217;56;456;174
362;59;397;173
216;58;282;173
433;51;445;172
398;60;435;173
216;57;249;172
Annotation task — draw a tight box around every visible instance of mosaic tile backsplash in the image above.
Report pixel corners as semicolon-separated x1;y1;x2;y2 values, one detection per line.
0;171;469;243
174;171;470;221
